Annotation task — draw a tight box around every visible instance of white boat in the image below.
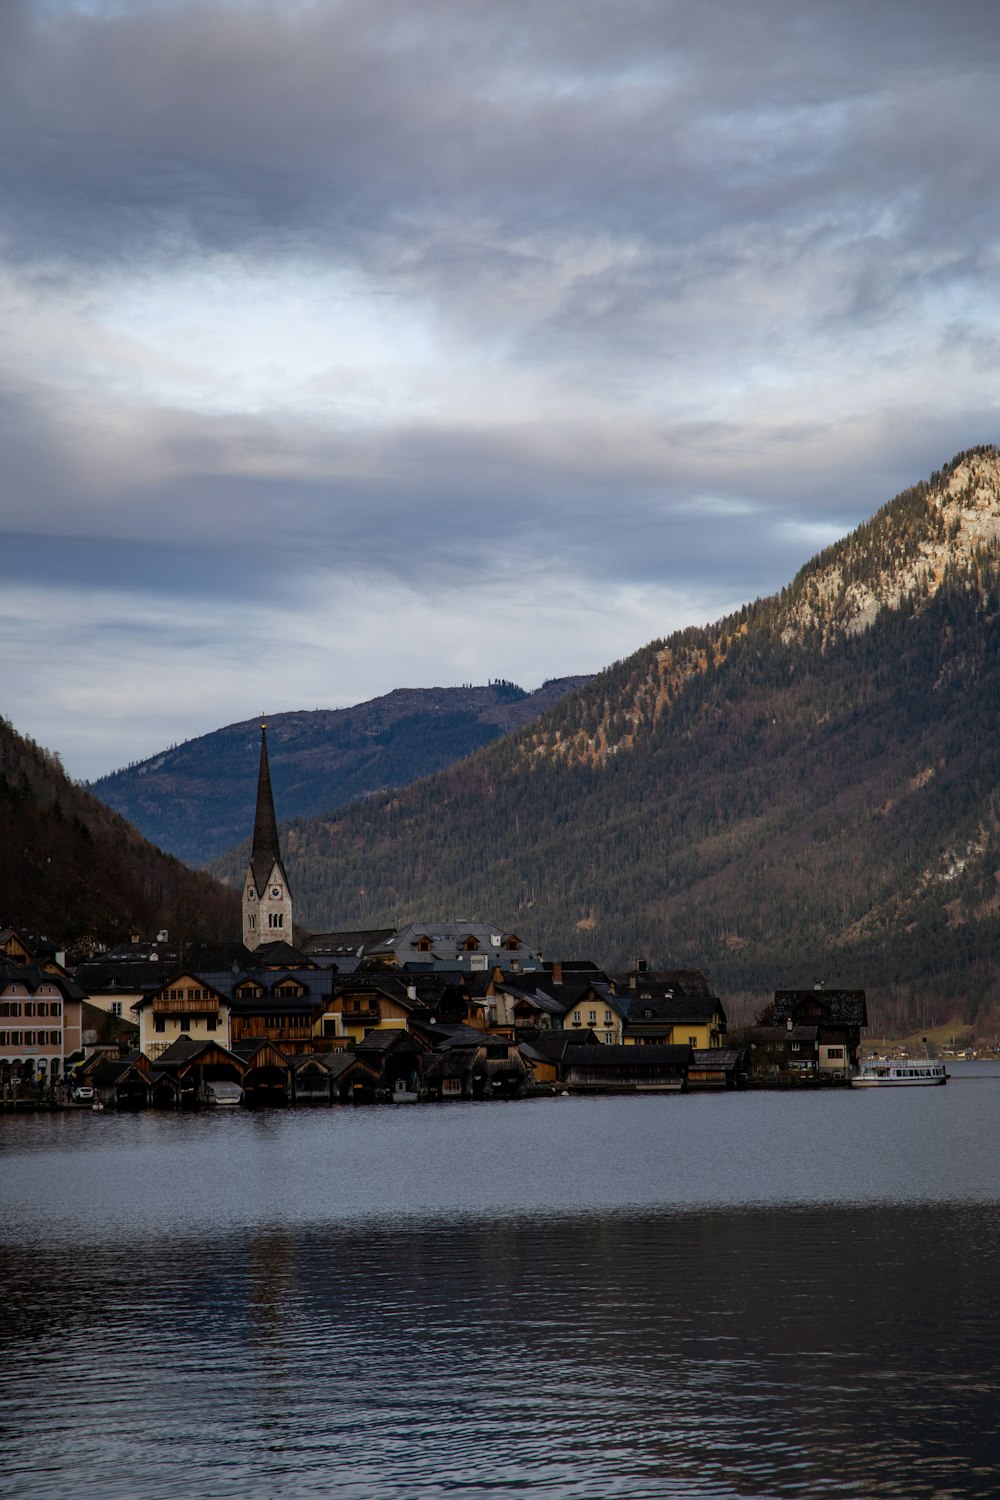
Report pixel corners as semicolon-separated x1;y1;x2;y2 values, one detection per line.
205;1081;244;1106
853;1059;948;1087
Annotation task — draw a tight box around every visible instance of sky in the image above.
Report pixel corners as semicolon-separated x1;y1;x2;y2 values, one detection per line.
3;0;999;781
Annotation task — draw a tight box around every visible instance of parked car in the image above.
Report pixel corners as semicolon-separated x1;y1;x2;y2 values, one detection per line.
72;1085;95;1102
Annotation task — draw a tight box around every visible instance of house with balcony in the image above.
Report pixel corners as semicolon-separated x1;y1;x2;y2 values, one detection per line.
133;973;232;1061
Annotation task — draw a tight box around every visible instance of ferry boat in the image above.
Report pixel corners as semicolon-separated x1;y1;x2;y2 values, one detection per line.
852;1058;948;1087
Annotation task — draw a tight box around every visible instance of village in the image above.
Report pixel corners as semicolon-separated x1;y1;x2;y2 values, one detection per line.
0;729;868;1109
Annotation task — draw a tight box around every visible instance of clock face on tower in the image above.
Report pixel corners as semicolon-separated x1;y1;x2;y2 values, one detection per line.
270;885;282;899
247;887;255;900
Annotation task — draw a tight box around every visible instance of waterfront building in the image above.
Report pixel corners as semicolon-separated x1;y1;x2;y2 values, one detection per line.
0;960;85;1086
772;987;867;1076
133;972;232;1061
616;966;727;1049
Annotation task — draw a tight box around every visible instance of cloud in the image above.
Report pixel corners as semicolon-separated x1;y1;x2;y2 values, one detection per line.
1;1;998;777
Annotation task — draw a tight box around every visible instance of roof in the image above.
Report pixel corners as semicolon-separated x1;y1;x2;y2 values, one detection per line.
690;1049;742;1070
611;969;720;1002
408;1020;487;1050
370;921;542;970
563;1044;692;1067
300;929;397;958
355;1029;426;1055
747;1026;818;1044
624;996;723;1026
251;940;309;966
528;1029;601;1058
0;961;86;1001
773;989;868;1027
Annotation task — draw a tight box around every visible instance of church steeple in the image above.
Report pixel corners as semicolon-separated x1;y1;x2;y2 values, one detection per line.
250;723;281;888
243;722;293;951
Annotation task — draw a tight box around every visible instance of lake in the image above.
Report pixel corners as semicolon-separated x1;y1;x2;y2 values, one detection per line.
4;1064;1000;1498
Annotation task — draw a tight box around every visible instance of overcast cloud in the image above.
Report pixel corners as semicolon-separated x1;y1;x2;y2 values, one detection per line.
3;0;999;779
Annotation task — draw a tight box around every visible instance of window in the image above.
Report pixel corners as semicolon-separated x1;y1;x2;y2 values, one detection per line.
688;1036;697;1048
826;1047;845;1059
588;1010;597;1025
154;1016;166;1033
604;1011;613;1026
790;1041;800;1052
51;1003;61;1017
206;1013;218;1031
24;1002;35;1017
111;1002;122;1018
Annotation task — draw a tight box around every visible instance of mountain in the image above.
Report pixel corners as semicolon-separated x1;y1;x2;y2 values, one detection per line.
210;446;1000;1027
0;716;239;954
90;677;592;865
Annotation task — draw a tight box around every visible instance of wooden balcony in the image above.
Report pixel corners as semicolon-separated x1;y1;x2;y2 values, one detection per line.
152;997;220;1015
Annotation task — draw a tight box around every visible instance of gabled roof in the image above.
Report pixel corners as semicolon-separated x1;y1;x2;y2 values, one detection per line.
153;1037;244;1072
301;929;397;958
251;940;309;967
773;989;868;1027
370;921;542;969
407;1020;486;1051
0;961;86;1001
355;1028;427;1055
611;968;720;1001
690;1049;742;1070
624;995;723;1026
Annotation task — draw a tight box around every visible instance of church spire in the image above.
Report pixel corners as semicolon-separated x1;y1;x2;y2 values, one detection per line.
250;722;281;888
243;722;293;951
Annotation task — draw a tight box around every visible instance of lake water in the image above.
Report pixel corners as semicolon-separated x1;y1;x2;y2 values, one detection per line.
4;1064;1000;1498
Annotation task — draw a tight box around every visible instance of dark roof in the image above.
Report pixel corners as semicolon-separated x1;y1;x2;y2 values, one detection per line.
154;1037;243;1070
407;1019;486;1050
773;990;868;1027
563;1044;692;1067
251;940;309;966
690;1049;742;1070
611;968;720;1001
529;1029;601;1058
230;1040;292;1064
747;1025;818;1044
0;961;86;1001
355;1029;426;1055
624;996;723;1026
301;929;397;957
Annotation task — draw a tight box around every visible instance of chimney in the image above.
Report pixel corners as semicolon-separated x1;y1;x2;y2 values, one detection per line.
407;984;417;1001
551;961;563;985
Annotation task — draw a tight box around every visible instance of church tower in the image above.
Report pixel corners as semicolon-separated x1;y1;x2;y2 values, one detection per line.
243;723;293;951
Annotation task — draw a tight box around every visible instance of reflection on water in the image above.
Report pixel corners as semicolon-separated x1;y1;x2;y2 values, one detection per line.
4;1078;1000;1497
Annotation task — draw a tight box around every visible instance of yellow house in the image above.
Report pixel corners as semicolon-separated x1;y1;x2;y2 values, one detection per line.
560;983;628;1045
134;974;231;1061
619;970;727;1049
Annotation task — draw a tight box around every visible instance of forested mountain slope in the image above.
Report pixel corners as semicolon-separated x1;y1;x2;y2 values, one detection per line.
212;447;1000;1024
91;677;591;865
0;717;238;953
